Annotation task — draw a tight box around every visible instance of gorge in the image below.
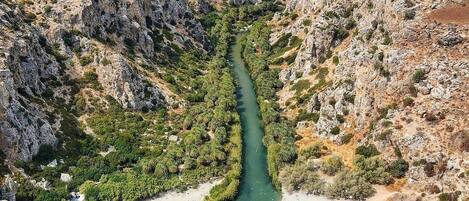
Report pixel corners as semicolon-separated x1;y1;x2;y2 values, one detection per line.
0;0;468;201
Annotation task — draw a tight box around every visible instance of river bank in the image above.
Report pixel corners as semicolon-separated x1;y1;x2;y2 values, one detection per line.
147;179;222;201
282;192;335;201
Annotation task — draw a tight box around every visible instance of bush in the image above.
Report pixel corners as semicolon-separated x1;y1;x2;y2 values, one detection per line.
79;55;93;66
403;97;414;107
25;12;36;22
387;158;409;178
82;71;102;90
300;142;322;159
291;79;310;93
382;34;392;45
280;162;325;194
33;144;56;163
101;58;111;66
355;144;380;158
321;155;344;176
354;155;392;184
330;126;340;135
437;192;460;201
404;10;416;20
43;5;52;14
296;110;320;123
326;170;376;200
332;56;339;65
340;133;353;144
0;151;8;174
412;69;425;83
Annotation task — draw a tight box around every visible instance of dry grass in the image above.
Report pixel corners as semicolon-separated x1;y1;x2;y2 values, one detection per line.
426;5;469;24
295;127;358;167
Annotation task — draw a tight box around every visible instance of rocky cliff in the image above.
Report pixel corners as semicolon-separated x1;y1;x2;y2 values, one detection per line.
270;0;468;200
0;0;208;162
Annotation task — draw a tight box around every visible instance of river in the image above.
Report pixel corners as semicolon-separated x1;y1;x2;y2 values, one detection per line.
230;34;280;201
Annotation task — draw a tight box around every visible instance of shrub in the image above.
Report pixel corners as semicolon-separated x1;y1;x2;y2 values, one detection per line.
101;58;111;66
82;71;102;90
437;192;460;201
332;56;339;65
33;144;56;163
355;144;380;158
354;155;392;185
79;55;93;66
291;79;310;93
333;28;349;41
315;67;329;80
300;142;322;159
412;159;427;166
290;13;299;20
277;145;297;163
43;5;52;14
321;155;344;176
25;12;36;22
296;110;320;123
404;10;415;20
330;126;340;135
154;163;169;178
0;151;10;175
340;133;353;144
387;158;409;178
382;34;392;45
345;19;357;30
280;162;325;194
326;170;376;200
344;93;355;103
336;115;345;123
403;97;414;107
412;69;425;83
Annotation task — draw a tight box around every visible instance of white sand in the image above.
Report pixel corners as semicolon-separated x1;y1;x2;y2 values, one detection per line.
281;185;396;201
147;179;222;201
282;191;336;201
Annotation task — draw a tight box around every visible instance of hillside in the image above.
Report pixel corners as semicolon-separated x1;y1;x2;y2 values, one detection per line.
268;0;468;200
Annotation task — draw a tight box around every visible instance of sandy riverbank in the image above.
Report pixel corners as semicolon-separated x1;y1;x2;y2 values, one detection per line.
282;191;336;201
282;185;397;201
147;179;222;201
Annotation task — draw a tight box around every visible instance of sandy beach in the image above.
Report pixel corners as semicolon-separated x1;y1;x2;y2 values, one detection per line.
281;185;397;201
147;179;222;201
282;191;336;201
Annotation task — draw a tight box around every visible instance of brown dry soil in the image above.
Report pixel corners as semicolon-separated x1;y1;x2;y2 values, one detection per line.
426;5;469;24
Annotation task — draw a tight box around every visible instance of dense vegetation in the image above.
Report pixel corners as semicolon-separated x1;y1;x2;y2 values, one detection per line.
240;18;297;190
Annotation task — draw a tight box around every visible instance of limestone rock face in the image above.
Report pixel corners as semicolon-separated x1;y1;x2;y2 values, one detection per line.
0;3;58;161
0;0;207;161
95;53;167;110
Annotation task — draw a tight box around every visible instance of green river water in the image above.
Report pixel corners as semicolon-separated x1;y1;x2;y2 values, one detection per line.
230;35;280;201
